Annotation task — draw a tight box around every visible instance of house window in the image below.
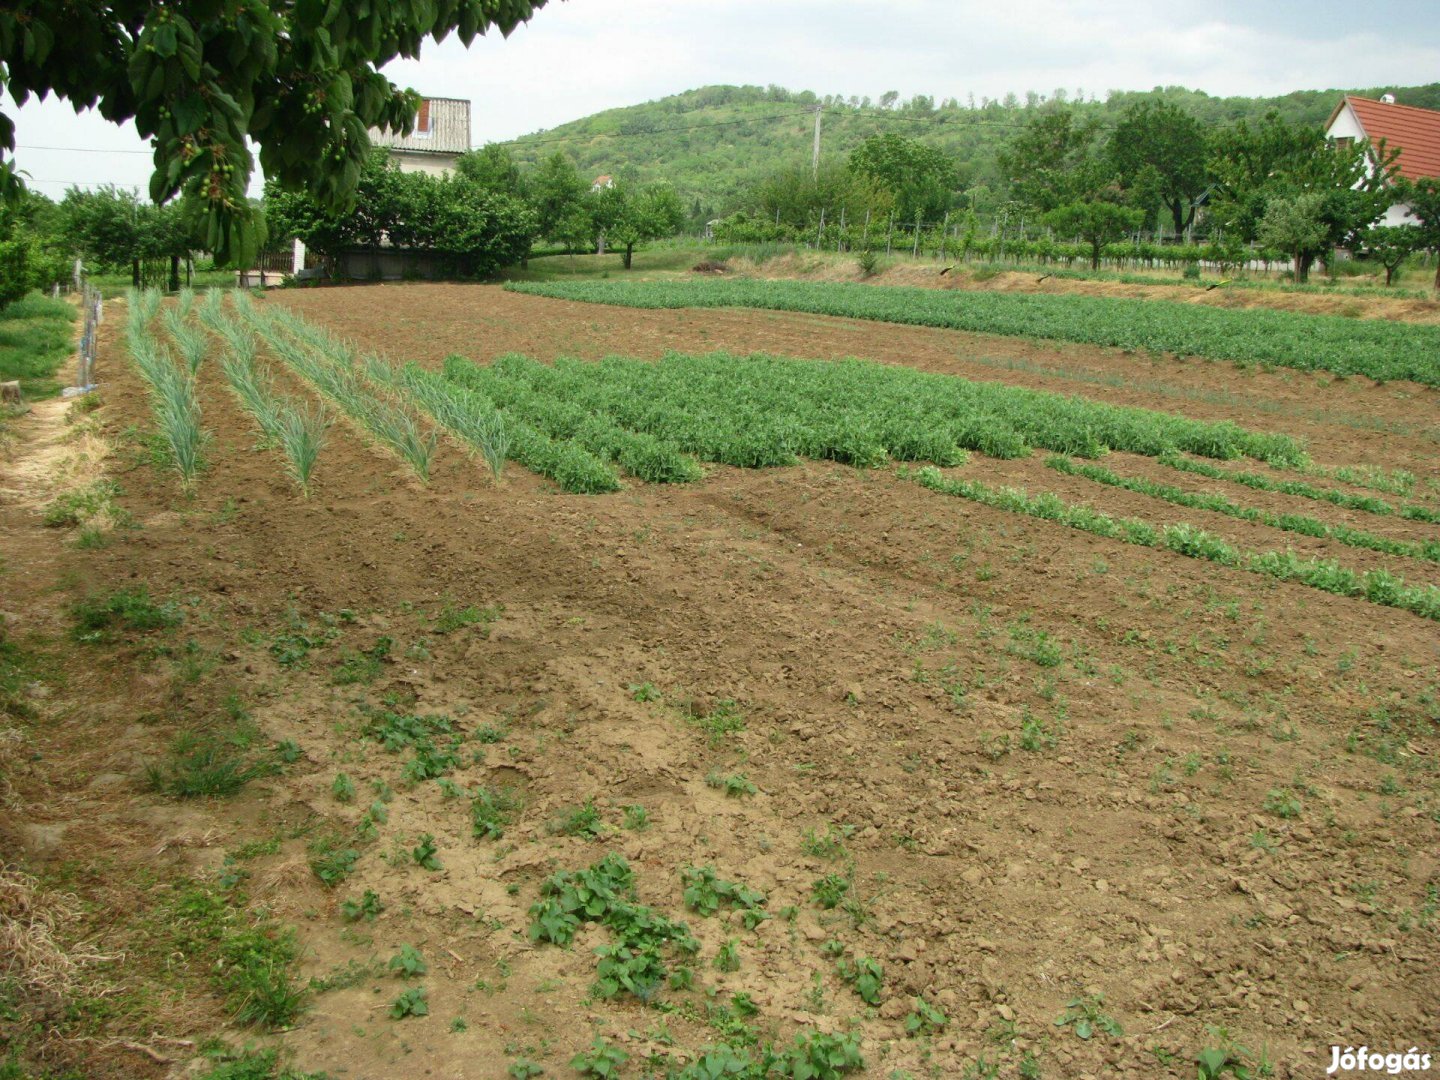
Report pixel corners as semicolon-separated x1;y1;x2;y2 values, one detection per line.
1333;135;1354;149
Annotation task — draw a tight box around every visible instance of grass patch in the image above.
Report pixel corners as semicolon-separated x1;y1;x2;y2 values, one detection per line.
70;586;182;643
146;710;276;799
157;880;306;1029
0;293;76;400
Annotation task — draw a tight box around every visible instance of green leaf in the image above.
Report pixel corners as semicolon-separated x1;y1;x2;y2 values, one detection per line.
151;23;178;57
172;95;206;136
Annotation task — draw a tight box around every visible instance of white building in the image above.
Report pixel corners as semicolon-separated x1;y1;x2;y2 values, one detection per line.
1324;94;1440;226
368;97;471;176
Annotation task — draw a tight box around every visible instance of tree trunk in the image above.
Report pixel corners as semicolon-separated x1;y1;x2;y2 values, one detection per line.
623;243;634;270
131;258;140;288
168;255;180;292
1433;253;1439;291
1090;240;1101;270
1170;200;1185;237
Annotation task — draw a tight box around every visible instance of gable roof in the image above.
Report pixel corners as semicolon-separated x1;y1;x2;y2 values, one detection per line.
1328;95;1440;182
370;97;471;157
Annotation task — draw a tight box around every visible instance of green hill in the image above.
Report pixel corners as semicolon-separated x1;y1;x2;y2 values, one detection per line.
499;82;1440;220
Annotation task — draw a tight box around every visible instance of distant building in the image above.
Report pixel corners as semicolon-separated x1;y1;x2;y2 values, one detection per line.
369;97;471;176
592;174;615;192
1325;94;1440;225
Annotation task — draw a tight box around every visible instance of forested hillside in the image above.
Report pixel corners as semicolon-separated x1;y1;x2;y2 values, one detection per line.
500;83;1440;219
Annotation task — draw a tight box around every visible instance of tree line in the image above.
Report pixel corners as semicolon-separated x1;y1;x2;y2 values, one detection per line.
711;102;1440;285
265;146;685;274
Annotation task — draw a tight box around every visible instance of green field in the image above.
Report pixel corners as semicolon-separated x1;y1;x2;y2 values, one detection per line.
0;294;77;401
506;279;1440;386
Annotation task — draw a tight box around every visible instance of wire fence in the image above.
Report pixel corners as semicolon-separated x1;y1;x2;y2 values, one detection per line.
55;276;103;398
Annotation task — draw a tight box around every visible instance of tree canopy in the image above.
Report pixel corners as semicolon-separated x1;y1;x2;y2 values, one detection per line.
848;133;955;223
265;149;536;277
1107;101;1210;235
0;0;551;265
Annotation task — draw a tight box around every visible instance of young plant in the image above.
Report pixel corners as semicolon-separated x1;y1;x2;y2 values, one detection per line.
340;890;383;922
705;771;757;797
389;986;429;1019
837;955;883;1005
551;798;605;838
713;937;741;972
388;943;427;978
1054;993;1123;1040
571;1036;629;1078
411;834;442;870
905;997;949;1037
811;873;851;909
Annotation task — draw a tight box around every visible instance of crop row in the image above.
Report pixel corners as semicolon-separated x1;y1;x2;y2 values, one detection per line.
1159;454;1440;526
196;297;328;495
440;350;1302;483
127;289;207;489
239;299;438;482
1047;456;1440;565
914;467;1440;622
507;279;1440;387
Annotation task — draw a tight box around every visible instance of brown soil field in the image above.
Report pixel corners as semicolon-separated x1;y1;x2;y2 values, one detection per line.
1;283;1437;1080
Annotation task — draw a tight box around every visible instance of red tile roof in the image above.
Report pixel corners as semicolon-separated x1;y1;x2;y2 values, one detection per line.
1331;95;1440;182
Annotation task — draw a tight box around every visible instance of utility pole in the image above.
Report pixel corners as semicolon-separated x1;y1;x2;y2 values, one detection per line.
812;106;822;179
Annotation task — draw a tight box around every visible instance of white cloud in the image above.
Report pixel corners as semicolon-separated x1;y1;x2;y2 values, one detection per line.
5;0;1438;197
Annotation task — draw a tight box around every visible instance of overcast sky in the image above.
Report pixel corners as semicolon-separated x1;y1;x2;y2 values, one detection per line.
7;0;1439;200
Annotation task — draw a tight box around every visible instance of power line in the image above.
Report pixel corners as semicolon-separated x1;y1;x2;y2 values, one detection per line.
16;143;152;155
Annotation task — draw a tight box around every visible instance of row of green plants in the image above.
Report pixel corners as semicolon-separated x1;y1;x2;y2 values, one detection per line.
394;359;621;494
1046;456;1440;565
238;297;438;481
446;355;706;482
507;278;1440;386
189;292;328;495
126;288;208;489
433;350;1302;495
914;467;1440;622
1160;453;1440;525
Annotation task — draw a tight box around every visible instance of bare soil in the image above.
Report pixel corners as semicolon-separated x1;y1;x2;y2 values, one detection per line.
1;283;1436;1079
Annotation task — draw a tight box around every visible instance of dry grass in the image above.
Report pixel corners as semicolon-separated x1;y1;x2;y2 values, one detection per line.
0;865;98;994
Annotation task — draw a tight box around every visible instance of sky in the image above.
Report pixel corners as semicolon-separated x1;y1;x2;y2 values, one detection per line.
6;0;1439;201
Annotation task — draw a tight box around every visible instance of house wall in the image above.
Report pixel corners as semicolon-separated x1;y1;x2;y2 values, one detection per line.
1325;104;1366;144
389;149;463;177
1324;101;1417;226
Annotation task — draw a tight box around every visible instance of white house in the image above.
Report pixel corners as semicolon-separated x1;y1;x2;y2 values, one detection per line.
368;97;471;176
1324;94;1440;225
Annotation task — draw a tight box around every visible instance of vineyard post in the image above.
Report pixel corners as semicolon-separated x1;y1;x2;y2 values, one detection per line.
886;211;894;255
816;208;825;249
838;207;846;253
939;212;950;262
862;209;871;250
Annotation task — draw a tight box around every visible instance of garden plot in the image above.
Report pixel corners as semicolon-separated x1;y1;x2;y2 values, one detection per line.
9;281;1435;1080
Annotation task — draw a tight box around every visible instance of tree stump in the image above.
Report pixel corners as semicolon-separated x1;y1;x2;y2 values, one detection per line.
0;381;23;405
